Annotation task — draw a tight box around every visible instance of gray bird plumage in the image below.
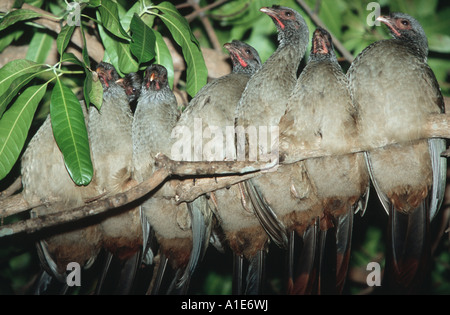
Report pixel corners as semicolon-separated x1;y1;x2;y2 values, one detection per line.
347;12;446;293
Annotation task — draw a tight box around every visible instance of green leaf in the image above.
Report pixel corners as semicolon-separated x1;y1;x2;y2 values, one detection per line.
97;11;118;66
97;11;138;76
0;9;42;31
0;83;47;180
0;59;42;96
153;2;207;97
119;1;141;32
84;71;103;110
56;24;75;57
98;0;130;41
25;30;54;63
116;39;139;74
88;0;101;7
0;59;48;117
80;24;91;68
130;14;156;64
50;77;93;185
154;30;174;89
61;52;84;67
0;28;24;53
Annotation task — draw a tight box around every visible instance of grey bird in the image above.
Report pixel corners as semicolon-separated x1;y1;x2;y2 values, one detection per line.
278;27;369;294
132;64;196;294
347;12;447;293
172;40;262;295
232;5;310;294
90;63;143;294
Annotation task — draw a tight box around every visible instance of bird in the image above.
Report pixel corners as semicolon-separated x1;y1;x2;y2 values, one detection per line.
22;82;100;293
24;62;143;294
347;12;447;293
230;5;310;294
277;27;369;294
116;71;142;112
170;39;262;295
88;63;143;294
132;64;196;294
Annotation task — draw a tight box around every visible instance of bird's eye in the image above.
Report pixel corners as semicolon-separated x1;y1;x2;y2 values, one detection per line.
284;10;292;17
401;19;409;26
245;49;251;55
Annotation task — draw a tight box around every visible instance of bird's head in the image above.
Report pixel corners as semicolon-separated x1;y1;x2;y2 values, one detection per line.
116;72;142;103
310;27;336;61
143;64;168;92
224;40;262;75
260;5;309;47
95;62;119;89
377;12;428;56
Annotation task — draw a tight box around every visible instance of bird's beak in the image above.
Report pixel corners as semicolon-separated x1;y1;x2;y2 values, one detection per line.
224;42;248;68
223;42;239;57
96;67;109;87
260;7;285;30
376;15;401;37
312;28;330;55
115;78;124;88
149;71;156;82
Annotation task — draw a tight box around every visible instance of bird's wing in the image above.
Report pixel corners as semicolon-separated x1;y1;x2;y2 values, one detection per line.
243;179;289;248
428;138;447;220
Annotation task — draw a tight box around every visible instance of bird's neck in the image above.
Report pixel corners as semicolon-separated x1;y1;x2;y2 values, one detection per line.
133;89;179;157
275;32;308;71
395;36;428;61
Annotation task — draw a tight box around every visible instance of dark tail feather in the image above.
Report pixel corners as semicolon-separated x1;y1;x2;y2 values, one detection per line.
113;252;141;294
33;270;69;295
244;180;288;248
173;270;191;295
232;254;244;295
33;270;53;295
245;249;266;295
288;218;320;295
179;196;211;289
95;251;114;294
149;252;169;294
335;206;354;293
94;250;141;295
385;201;431;293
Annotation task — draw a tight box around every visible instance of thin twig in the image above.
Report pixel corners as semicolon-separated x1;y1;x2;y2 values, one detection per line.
188;0;222;52
185;0;229;22
296;0;355;64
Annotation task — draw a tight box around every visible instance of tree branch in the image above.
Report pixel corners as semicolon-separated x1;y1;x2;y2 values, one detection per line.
0;154;276;236
279;113;450;164
185;0;230;22
1;110;450;237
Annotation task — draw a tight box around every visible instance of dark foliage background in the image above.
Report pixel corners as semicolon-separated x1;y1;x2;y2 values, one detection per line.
0;0;449;294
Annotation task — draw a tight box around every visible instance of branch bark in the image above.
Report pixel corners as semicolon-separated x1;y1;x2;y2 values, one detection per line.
279;113;450;164
0;154;275;236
